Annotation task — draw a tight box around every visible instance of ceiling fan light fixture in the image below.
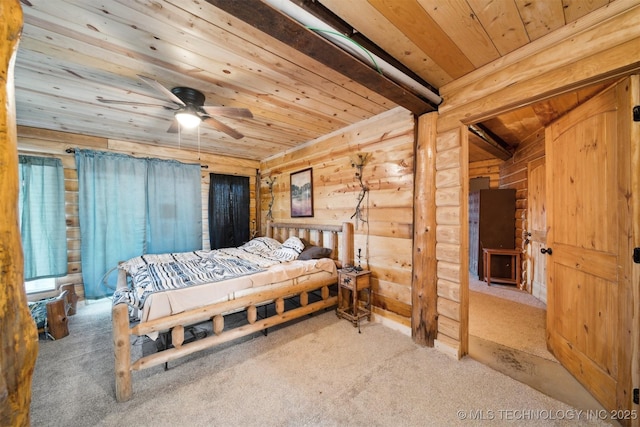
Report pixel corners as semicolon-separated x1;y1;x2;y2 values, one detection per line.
175;108;201;129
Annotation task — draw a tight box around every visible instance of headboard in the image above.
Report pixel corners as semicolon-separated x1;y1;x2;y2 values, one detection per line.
266;221;354;269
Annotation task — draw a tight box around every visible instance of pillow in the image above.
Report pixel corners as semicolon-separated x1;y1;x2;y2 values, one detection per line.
241;236;282;252
272;236;305;261
298;245;332;260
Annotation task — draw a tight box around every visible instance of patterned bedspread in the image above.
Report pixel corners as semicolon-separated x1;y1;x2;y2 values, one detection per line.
113;236;305;310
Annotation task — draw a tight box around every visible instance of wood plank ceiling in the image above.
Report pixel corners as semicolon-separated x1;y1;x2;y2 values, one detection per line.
13;0;620;161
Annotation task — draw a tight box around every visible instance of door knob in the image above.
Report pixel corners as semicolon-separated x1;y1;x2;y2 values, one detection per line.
541;247;553;255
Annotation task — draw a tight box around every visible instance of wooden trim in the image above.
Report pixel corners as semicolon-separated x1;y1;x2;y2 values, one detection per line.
459;125;470;357
630;75;640;425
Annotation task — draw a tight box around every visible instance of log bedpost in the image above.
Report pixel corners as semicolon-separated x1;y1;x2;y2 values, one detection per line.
0;2;39;425
341;222;354;268
113;269;132;402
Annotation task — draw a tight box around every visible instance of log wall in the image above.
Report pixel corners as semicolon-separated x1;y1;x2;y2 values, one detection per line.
468;158;501;188
497;133;545;289
260;107;416;328
17;126;259;301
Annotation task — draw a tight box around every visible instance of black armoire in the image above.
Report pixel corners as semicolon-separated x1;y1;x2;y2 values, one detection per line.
468;189;516;279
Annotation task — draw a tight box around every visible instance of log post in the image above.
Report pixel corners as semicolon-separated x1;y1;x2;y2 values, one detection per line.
46;290;69;340
247;305;257;324
275;297;284;315
341;222;354;268
0;3;38;425
412;113;438;347
171;325;184;348
213;314;224;335
112;303;132;402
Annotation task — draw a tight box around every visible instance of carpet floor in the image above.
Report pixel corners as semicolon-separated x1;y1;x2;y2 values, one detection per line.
30;298;614;426
469;276;554;361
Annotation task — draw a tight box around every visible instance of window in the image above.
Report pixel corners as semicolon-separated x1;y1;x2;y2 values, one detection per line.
18;155;68;282
25;277;56;294
75;149;202;298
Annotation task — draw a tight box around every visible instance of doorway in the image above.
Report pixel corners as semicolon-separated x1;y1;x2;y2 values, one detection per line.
465;77;638;415
208;173;250;249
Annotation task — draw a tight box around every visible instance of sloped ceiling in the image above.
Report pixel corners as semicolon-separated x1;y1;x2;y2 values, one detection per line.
14;0;621;161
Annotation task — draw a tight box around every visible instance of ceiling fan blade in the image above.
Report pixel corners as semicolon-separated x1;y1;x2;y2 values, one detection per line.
137;75;185;106
201;106;253;119
202;116;244;139
167;118;180;134
96;97;176;108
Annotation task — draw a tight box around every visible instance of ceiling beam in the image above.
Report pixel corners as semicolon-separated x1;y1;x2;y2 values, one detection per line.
290;0;439;97
205;0;437;115
468;124;514;161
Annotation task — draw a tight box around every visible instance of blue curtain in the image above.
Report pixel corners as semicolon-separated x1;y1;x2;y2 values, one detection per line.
18;156;67;280
75;149;201;299
147;159;202;254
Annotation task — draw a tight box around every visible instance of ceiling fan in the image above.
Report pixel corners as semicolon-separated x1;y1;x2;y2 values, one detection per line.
97;75;253;139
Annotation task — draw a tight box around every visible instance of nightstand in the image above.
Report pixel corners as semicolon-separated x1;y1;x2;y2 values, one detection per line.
336;268;371;332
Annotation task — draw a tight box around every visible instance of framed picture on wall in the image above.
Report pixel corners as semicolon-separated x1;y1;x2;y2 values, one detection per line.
290;168;313;217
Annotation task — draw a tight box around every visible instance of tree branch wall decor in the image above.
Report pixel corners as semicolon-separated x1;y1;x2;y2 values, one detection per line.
265;176;276;220
350;153;369;229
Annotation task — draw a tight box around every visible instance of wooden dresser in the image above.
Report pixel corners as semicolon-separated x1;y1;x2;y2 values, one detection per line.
468;189;516;280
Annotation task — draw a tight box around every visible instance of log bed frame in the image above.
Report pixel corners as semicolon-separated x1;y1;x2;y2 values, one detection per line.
112;221;354;402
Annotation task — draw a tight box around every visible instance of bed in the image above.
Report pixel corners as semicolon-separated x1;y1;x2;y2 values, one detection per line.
112;221;354;402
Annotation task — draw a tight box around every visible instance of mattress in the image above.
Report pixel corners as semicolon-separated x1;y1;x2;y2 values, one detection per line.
139;258;336;324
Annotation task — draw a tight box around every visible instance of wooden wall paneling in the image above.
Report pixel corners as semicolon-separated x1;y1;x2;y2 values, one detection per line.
261;107;416;327
367;0;475;79
469;158;501;187
466;0;529;55
431;125;468;359
437;278;461;301
436;225;461;245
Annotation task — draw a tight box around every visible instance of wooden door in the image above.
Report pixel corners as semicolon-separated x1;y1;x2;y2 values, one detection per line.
526;157;547;302
209;173;250;249
545;79;634;415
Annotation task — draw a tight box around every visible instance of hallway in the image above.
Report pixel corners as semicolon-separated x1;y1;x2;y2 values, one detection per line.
468;276;606;414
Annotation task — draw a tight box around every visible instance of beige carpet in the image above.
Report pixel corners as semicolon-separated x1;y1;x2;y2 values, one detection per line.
469;276;555;361
30;298;614;426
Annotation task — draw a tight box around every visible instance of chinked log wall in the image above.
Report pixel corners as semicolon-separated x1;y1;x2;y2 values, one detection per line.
260;107;416;330
16;126;259;300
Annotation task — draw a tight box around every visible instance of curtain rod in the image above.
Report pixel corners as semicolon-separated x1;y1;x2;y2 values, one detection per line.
64;148;208;168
